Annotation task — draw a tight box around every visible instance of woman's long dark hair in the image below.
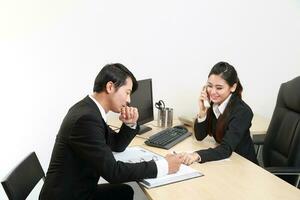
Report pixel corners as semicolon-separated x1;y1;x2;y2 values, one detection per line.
206;62;243;142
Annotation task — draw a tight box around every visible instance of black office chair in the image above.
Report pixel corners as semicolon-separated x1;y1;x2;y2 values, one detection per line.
1;152;45;200
253;76;300;188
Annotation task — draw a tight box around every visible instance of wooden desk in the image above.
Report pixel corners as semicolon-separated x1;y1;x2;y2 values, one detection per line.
108;113;270;136
132;113;270;140
128;122;300;200
250;114;270;135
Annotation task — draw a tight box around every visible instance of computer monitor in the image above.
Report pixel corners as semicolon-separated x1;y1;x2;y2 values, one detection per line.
130;78;154;134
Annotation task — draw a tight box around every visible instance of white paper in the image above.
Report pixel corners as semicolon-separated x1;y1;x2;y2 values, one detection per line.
113;146;204;188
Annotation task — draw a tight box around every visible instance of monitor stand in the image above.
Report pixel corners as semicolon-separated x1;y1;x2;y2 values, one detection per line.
138;125;152;135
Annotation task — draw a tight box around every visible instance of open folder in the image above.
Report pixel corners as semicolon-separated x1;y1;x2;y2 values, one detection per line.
113;146;203;188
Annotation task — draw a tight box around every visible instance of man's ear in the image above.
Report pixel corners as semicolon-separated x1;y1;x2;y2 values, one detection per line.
231;83;237;93
105;81;115;94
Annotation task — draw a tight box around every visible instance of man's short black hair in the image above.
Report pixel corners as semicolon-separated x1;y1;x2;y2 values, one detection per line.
93;63;138;93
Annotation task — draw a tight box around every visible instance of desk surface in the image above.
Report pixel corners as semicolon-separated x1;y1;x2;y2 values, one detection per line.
250;114;270;134
128;121;299;200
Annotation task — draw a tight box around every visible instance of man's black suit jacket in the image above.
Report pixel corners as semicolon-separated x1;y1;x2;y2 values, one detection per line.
194;95;258;164
39;96;157;200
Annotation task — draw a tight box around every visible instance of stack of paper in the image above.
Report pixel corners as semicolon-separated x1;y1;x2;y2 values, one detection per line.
113;146;203;188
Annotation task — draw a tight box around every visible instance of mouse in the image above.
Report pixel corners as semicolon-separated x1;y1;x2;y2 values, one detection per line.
173;125;188;132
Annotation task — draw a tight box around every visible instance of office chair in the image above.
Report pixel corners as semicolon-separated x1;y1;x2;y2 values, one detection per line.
1;152;45;200
253;76;300;188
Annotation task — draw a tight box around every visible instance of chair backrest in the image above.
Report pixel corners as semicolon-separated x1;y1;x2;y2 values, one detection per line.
1;152;45;200
262;76;300;182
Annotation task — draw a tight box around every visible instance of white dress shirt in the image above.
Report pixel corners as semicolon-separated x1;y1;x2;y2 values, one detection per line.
212;93;232;119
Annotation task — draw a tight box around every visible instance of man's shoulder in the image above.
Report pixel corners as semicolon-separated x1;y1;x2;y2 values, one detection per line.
66;96;102;122
69;96;96;112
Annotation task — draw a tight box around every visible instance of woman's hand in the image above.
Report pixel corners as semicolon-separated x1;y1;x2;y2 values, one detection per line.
180;152;201;165
198;86;210;118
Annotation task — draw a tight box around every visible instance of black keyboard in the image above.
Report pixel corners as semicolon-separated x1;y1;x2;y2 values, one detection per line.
144;127;191;149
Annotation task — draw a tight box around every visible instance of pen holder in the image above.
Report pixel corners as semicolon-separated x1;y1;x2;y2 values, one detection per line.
157;108;166;127
157;107;173;128
166;108;173;128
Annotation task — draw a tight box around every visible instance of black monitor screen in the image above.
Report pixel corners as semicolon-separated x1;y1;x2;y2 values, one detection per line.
130;79;154;134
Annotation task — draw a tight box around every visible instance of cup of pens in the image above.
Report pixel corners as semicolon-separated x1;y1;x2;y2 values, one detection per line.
166;107;173;128
157;109;166;127
155;100;173;128
155;100;166;127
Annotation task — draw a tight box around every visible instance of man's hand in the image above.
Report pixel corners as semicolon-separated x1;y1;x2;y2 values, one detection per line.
165;154;183;174
119;106;139;124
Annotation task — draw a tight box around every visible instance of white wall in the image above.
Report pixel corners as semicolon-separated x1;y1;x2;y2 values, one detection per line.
1;0;300;199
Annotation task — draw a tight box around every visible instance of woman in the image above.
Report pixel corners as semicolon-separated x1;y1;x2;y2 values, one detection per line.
181;62;258;165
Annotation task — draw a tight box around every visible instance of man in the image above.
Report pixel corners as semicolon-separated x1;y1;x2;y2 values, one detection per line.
39;63;182;200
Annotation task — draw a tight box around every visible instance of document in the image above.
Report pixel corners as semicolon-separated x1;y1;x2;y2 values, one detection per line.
113;146;204;188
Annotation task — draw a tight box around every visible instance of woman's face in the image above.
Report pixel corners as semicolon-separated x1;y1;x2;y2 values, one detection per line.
206;74;236;105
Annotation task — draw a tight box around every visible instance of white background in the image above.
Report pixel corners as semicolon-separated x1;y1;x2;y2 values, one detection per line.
1;0;300;199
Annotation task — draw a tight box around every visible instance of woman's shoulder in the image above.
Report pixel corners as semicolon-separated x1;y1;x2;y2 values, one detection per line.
231;97;253;116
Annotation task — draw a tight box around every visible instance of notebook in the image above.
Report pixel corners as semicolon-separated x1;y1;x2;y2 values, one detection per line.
113;146;203;188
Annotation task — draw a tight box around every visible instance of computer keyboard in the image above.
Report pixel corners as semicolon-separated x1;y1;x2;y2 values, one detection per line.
144;127;191;149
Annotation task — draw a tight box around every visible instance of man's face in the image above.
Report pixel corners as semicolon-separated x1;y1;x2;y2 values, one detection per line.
109;77;133;113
